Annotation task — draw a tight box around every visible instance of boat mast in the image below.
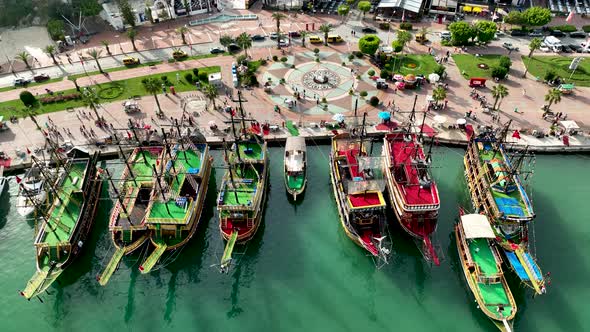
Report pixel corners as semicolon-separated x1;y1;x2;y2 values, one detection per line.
103;168;132;223
358;112;367;157
160;129;180;185
418;110;427;143
152;164;171;215
237;90;247;134
117;145;138;187
223;138;240;204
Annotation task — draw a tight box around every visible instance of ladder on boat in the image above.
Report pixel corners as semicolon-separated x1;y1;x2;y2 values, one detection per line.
98;247;126;286
220;231;238;272
139;242;167;274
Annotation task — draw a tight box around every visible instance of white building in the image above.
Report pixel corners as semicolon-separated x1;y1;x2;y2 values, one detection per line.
208;72;223;88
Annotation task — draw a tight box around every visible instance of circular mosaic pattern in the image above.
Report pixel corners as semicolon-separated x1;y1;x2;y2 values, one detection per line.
478;63;489;69
302;69;341;91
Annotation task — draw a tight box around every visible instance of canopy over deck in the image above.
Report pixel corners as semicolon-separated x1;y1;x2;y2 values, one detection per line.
460;214;495;239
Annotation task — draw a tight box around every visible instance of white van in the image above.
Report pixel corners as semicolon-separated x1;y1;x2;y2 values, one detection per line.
543;36;562;52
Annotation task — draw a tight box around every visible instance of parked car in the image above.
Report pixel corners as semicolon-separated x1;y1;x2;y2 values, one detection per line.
558;45;572;53
288;31;301;38
209;47;225;54
529;30;544;37
539;43;550;52
361;27;377;33
495;31;505;37
569;31;587;38
568;44;583;53
550;30;566;37
440;31;451;40
33;74;50;82
13;77;31;87
502;42;519;51
279;39;290;47
510;29;527;36
227;43;241;52
122;57;140;65
172;50;188;59
251;34;265;41
270;32;279;40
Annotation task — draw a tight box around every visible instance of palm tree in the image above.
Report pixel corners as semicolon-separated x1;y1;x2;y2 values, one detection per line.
272;12;287;49
44;45;58;65
81;88;102;120
432;86;447;106
523;37;542;77
16;51;31;69
236;32;252;57
127;28;138;51
86;49;104;73
419;27;430;39
177;26;189;45
491;84;509;110
203;84;218;109
142;77;164;115
220;34;234;48
396;30;412;55
300;30;308;48
544;88;562;111
101;40;111;55
319;24;332;46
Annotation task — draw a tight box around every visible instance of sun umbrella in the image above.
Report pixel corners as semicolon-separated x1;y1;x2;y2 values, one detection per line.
433;115;447;124
428;73;440;83
456;118;467;125
378;111;391;120
332;114;345;123
208;120;217;127
395;81;405;89
393;74;404;81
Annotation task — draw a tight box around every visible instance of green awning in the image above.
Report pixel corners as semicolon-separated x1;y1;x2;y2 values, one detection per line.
560;84;574;90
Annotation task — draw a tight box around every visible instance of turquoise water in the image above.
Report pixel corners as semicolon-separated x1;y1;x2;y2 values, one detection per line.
0;146;588;332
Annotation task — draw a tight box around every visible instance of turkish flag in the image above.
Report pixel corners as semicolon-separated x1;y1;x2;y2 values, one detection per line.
16;175;22;183
512;130;521;139
566;11;574;23
26;147;31;154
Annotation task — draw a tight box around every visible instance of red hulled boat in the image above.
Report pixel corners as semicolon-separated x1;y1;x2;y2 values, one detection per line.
383;131;441;265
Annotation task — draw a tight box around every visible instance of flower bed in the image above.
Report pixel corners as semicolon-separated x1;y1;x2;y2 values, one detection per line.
39;93;81;104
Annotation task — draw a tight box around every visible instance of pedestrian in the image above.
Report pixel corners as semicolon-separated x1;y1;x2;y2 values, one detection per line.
522;88;526;96
316;99;319;105
428;47;431;53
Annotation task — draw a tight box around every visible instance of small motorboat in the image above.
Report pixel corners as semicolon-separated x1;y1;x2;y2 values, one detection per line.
284;137;307;200
16;166;48;217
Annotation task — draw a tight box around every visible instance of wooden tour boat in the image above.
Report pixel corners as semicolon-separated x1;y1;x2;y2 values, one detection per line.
284;136;307;200
464;125;546;295
21;152;102;300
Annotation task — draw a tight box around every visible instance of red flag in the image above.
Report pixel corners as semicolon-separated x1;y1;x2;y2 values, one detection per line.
127;131;132;139
512;130;521;139
26;147;31;154
566;11;574;23
156;159;160;166
16;175;22;183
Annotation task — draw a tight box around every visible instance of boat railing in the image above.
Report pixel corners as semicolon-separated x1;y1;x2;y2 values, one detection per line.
347;179;386;194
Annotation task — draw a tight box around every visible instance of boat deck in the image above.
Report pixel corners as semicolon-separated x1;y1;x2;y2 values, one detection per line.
348;192;383;208
388;134;439;206
286;174;304;190
234;142;264;162
220;178;257;207
40;162;86;245
469;238;498;275
476;142;532;219
479;283;513;317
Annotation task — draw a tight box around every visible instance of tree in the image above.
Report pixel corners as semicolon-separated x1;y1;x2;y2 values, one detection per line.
504;11;525;26
523;7;552;28
203;84;218;109
337;5;350;23
142;77;164;115
127;28;138;51
81;88;102;120
87;49;104;73
434;64;446;76
475;21;497;44
237;32;252;57
75;0;102;17
272;12;287;49
177;26;189;45
101;40;111;55
544;88;562;110
358;34;380;55
357;1;371;18
346;0;356;5
19;91;36;107
47;19;65;41
145;6;153;23
183;0;190;13
491;84;509;110
499;56;512;69
418;27;430;40
220;34;234;48
491;66;508;80
118;0;136;27
395;30;412;54
300;31;308;48
44;45;58;66
391;40;403;53
16;51;31;69
432;86;447;106
449;21;475;46
523;38;542;77
319;24;332;46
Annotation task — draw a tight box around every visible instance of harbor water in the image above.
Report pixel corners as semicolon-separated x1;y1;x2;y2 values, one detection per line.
0;145;588;332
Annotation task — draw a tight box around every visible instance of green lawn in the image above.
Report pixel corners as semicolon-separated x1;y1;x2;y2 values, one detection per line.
68;61;163;81
522;56;590;87
0;66;220;118
0;77;65;92
384;54;439;76
167;53;227;63
452;54;504;79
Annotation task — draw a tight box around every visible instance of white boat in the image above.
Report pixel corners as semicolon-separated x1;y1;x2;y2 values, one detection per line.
284;137;307;200
16;166;48;217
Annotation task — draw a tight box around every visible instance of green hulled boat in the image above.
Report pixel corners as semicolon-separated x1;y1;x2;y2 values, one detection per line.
455;211;517;332
139;141;212;274
217;133;269;272
21;152;102;300
284;137;307;200
98;146;164;286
